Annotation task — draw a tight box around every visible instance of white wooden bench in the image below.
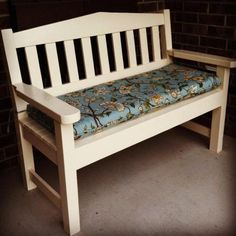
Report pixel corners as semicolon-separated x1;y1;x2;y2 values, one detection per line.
2;10;236;235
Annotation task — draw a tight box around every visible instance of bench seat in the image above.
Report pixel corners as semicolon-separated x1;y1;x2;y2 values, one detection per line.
27;63;221;139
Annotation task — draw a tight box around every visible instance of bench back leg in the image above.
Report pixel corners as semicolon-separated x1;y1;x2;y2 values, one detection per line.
54;121;81;235
18;112;37;190
210;67;230;153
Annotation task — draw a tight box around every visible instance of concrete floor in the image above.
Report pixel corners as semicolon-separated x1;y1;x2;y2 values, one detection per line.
0;127;236;236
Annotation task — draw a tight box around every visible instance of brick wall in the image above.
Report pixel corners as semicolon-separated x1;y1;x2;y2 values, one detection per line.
0;0;19;170
166;0;236;137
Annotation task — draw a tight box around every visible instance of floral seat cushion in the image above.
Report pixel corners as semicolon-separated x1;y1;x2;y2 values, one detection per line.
27;63;221;139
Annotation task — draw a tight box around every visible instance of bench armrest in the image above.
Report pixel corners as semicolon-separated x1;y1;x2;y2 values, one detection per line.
167;49;236;68
14;83;80;124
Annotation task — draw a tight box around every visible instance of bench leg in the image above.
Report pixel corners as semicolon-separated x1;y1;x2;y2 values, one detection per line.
209;66;230;153
210;106;226;153
54;121;80;235
18;114;37;191
58;167;80;235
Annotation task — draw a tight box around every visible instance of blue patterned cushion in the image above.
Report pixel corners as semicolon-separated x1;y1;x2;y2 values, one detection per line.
27;63;221;139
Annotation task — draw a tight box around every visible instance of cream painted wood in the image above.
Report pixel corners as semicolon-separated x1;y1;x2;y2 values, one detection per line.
210;67;230;153
81;37;95;79
45;60;170;96
24;46;43;88
45;43;62;86
29;170;61;208
151;26;161;61
20;117;57;164
64;40;80;82
168;49;236;68
73;88;223;169
126;30;137;67
2;10;236;236
182;121;210;137
97;35;110;74
112;32;124;71
14;83;80;124
54;121;80;235
163;10;172;51
18;113;37;191
1;29;28;112
139;28;149;64
13;13;165;48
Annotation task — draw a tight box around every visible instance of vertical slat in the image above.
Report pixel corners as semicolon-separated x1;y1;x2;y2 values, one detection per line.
25;46;43;88
126;30;137;67
139;28;149;64
64;40;79;82
151;26;161;61
112;32;124;71
81;37;95;79
45;43;62;86
97;35;110;74
163;9;172;50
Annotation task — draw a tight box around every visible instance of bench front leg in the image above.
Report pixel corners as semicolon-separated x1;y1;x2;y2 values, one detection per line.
210;66;230;153
18;112;37;191
54;121;80;235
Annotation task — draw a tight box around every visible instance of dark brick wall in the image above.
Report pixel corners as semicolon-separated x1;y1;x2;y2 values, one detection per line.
0;0;19;170
166;0;236;137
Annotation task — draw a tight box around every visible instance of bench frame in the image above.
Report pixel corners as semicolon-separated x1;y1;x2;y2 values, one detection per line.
2;10;236;235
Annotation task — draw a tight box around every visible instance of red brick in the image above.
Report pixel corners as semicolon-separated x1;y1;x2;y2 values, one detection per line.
0;97;12;109
0;134;17;149
172;22;182;33
0;149;4;161
184;2;208;13
165;0;183;11
227;16;236;27
5;144;19;158
209;3;236;15
200;36;226;49
209;26;235;38
1;121;16;135
0;84;10;99
174;12;198;23
182;45;207;53
199;14;225;26
0;110;10;123
207;48;232;57
174;33;199;45
183;24;208;35
0;2;9;15
0;15;10;29
0;157;18;170
138;2;157;12
229;95;236;107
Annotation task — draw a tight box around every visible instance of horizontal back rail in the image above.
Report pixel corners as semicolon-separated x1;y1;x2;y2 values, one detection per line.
13;13;165;48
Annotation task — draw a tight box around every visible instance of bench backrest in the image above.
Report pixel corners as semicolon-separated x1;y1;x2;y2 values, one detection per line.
2;10;172;112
